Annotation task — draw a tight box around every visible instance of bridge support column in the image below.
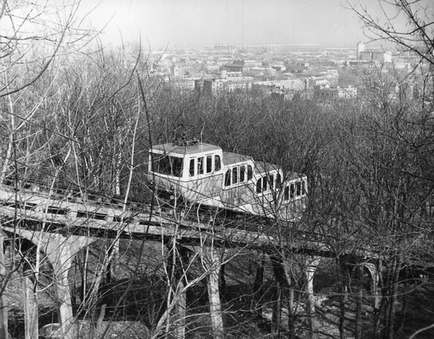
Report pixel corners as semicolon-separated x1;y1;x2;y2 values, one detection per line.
253;252;265;318
363;263;381;310
203;248;224;339
168;244;190;339
305;256;321;339
45;235;75;339
3;227;96;339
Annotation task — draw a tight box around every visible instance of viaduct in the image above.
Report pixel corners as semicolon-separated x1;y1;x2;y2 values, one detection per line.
0;180;392;339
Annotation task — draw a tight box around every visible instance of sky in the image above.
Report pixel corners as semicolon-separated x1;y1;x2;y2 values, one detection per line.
79;0;415;49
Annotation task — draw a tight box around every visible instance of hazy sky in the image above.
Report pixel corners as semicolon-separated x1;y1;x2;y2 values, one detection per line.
80;0;412;49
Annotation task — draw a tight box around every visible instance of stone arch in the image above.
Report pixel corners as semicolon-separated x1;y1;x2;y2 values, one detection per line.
348;261;380;310
2;226;98;339
6;237;54;277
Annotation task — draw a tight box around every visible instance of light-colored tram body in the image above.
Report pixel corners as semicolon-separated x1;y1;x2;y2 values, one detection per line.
148;141;307;221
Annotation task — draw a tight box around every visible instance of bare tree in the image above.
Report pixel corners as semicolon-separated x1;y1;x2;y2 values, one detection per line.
348;0;434;102
0;1;97;338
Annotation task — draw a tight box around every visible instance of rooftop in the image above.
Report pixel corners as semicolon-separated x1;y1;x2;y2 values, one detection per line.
151;142;222;155
223;151;253;165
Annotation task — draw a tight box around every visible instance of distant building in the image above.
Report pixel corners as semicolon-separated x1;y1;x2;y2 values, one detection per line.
270;64;286;72
205;64;220;72
221;63;244;73
357;41;392;63
314;85;357;100
173;78;196;91
252;79;306;96
357;41;366;60
202;78;251;95
244;67;277;77
393;51;421;69
220;70;254;82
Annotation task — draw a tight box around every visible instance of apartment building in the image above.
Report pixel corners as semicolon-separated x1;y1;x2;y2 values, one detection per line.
314;85;357;100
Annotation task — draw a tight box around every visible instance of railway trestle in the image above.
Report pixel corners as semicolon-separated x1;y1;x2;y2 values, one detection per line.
0;182;397;339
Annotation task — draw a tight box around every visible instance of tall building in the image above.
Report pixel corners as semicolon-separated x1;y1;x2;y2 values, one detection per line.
357;41;392;63
357;41;366;60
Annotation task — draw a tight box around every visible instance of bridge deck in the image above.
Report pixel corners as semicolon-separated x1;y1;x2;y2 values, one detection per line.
0;182;344;256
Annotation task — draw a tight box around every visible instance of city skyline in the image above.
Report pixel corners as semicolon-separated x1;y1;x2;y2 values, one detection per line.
81;0;410;50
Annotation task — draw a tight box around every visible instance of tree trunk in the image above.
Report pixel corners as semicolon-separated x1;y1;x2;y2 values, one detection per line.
398;280;408;333
220;263;226;296
386;257;400;339
339;283;348;339
0;232;8;339
271;283;282;337
305;257;320;339
173;281;186;339
107;240;119;282
337;258;349;339
205;249;224;339
253;253;265;318
287;286;295;338
374;260;385;339
23;275;38;339
355;265;363;339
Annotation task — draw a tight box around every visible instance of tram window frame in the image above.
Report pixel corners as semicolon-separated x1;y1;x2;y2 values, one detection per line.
240;166;246;182
247;165;253;180
151;153;183;178
225;170;231;186
284;185;289;200
256;175;273;195
232;167;238;184
262;177;267;191
172;157;183;177
198;157;204;175
276;173;282;188
189;158;195;176
268;174;274;190
215;155;221;171
206;155;213;174
256;178;262;193
296;181;302;196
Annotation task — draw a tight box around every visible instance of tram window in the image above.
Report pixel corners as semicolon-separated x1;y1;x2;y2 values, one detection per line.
151;154;166;174
290;183;295;199
215;155;221;171
247;165;253;180
189;159;195;176
198;157;204;175
240;166;246;182
268;175;274;189
256;178;262;193
172;157;183;177
232;167;238;184
296;181;302;196
206;155;212;173
302;180;307;195
284;186;289;200
276;173;282;187
151;154;183;177
225;170;231;186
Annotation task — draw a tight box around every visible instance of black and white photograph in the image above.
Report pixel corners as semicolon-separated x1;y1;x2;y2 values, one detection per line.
0;0;433;338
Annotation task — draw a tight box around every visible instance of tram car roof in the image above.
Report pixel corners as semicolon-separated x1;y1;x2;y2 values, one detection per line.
151;142;222;155
223;152;281;175
255;160;281;175
151;142;290;177
222;151;253;165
